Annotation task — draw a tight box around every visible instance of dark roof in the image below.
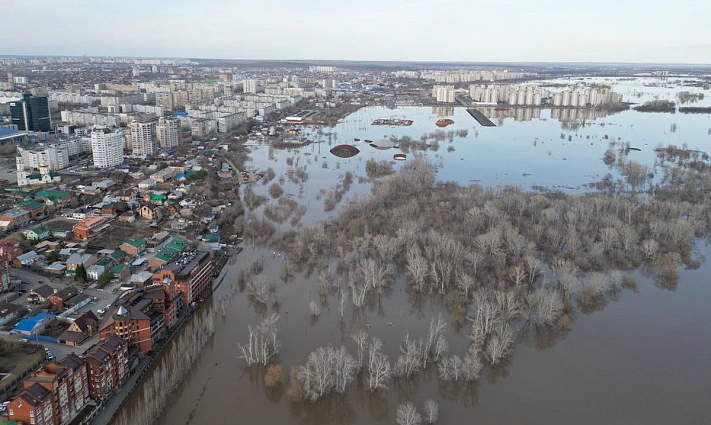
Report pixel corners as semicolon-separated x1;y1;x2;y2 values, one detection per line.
31;284;54;298
0;302;23;318
22;382;51;405
52;286;78;300
164;251;210;279
59;354;85;371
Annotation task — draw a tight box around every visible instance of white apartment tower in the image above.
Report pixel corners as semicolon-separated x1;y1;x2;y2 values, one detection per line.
243;79;258;93
130;120;157;157
91;126;124;168
156;117;180;149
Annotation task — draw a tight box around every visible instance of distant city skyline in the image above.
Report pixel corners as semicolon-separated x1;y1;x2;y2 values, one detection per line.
3;0;710;64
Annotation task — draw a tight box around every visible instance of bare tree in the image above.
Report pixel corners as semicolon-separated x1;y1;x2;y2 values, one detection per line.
486;323;514;365
406;249;429;292
297;346;358;402
237;314;281;366
351;329;368;368
396;402;423;425
423;400;439;424
309;300;321;317
394;332;423;378
367;337;392;392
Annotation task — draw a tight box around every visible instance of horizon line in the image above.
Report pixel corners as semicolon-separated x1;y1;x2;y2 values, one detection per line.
0;54;710;68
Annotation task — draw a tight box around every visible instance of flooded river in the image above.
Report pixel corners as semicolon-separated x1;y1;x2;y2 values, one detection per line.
145;77;711;424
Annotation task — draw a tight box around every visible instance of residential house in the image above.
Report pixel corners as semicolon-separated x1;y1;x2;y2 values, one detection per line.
35;190;75;209
49;286;79;307
0;239;24;261
137;178;156;189
0;302;24;326
65;253;97;275
86;264;106;281
30;284;55;303
85;336;129;401
138;203;162;221
58;311;99;346
115;189;134;202
100;204;115;215
120;238;146;257
22;225;51;241
0;208;31;230
13;250;39;267
110;263;130;281
118;211;136;223
19;199;47;218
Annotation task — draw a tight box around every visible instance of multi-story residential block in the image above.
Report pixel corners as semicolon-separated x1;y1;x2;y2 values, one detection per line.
6;359;90;425
129;120;156;157
154;91;174;110
153;251;214;308
98;282;178;353
16;145;70;171
85;336;129;401
242;79;257;93
432;85;455;103
156;117;180;149
91;126;124;168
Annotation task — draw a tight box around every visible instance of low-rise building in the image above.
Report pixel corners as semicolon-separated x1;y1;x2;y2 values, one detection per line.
0;207;31;230
120;237;146;257
72;216;109;239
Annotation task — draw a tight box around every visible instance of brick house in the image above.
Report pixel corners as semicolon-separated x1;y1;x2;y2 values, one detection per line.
120;238;146;257
49;286;78;307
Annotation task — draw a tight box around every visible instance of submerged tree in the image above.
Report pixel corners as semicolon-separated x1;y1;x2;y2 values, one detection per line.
237;314;281;366
396;402;423;425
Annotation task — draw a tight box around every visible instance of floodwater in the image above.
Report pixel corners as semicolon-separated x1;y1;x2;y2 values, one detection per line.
149;78;711;425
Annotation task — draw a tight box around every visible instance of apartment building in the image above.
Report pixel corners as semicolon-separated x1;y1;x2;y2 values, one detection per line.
85;336;129;401
153;251;214;307
6;358;90;425
156;117;180;149
129;120;156;157
91;126;124;168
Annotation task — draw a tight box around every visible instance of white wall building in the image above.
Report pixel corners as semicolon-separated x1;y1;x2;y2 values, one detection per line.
156;116;180;149
17;145;70;171
130;120;156;157
243;79;257;94
91;126;124;168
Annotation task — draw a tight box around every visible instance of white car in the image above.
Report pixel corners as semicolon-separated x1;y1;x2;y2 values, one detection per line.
19;338;28;343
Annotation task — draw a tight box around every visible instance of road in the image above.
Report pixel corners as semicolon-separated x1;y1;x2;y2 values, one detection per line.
6;268;119;355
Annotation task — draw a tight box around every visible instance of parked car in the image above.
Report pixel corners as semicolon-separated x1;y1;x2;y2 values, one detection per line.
19;338;28;343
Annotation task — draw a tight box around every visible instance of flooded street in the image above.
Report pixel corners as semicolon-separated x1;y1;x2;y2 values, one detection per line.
146;78;711;425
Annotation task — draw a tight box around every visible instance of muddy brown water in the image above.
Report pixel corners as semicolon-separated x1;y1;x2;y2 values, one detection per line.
144;245;711;425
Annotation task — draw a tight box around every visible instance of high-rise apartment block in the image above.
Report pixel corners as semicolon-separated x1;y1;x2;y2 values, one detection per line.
156;117;180;149
91;126;124;168
9;92;51;131
130;120;157;157
243;79;257;93
432;85;455;103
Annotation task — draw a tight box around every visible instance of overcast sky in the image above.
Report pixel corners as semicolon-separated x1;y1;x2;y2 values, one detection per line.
3;0;710;63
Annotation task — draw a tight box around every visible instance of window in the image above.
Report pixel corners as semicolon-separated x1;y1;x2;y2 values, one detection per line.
8;409;14;416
